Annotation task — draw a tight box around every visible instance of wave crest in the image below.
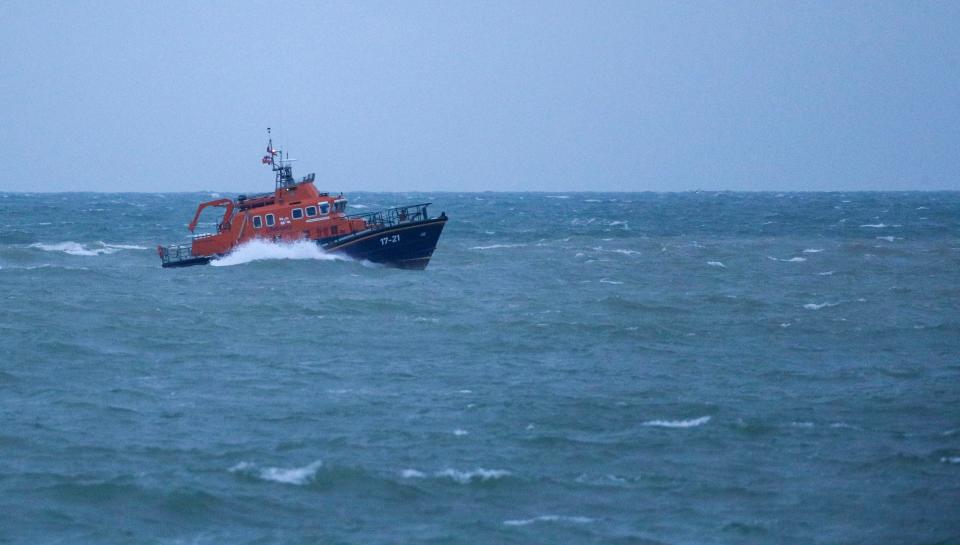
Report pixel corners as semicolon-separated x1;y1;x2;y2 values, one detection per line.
29;241;146;256
400;467;511;484
229;460;323;485
504;515;594;526
642;416;711;428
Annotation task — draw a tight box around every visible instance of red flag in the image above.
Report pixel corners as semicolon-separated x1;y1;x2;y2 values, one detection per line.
262;155;273;164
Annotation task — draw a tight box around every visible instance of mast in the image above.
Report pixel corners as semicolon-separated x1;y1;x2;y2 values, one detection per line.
263;127;296;190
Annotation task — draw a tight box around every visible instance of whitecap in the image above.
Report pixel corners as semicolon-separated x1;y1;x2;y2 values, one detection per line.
642;416;711;428
31;242;102;256
546;195;570;199
468;244;526;250
29;241;137;256
504;515;594;527
435;468;511;484
591;247;639;256
400;469;426;478
102;243;148;250
453;429;469;436
790;421;815;428
707;261;726;268
817;271;835;276
802;248;824;253
860;223;887;228
350;204;369;209
876;236;896;242
803;302;838;310
210;240;346;267
829;422;860;430
940;457;960;464
229;460;323;485
599;278;623;285
767;256;806;262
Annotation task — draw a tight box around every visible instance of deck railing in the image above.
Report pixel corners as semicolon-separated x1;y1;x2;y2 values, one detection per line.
159;242;194;265
347;203;431;230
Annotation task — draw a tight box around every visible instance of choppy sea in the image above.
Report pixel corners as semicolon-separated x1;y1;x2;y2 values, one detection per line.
1;191;958;545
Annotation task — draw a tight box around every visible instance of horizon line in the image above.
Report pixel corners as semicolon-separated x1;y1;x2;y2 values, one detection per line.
2;188;959;195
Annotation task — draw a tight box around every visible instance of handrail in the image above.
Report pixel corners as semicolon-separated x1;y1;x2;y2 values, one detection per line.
346;203;431;230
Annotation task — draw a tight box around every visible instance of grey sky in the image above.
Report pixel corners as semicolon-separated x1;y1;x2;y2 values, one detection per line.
1;1;958;192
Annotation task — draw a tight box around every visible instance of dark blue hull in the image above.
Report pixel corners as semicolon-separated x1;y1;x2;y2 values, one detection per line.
322;216;447;269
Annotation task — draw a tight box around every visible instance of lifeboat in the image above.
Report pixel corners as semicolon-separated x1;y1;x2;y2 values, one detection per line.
157;132;447;269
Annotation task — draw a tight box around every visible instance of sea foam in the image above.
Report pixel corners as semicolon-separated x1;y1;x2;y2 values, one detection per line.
436;468;511;483
504;515;594;527
211;240;346;267
642;416;711;428
229;460;323;485
398;467;511;483
469;244;526;250
29;241;146;256
803;302;838;310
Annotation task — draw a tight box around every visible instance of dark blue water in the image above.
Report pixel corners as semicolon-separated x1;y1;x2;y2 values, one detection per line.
1;191;959;544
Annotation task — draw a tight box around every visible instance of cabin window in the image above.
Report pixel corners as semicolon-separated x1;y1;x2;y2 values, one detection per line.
305;206;317;217
292;208;303;220
252;216;262;229
334;200;347;213
319;202;329;215
265;214;275;227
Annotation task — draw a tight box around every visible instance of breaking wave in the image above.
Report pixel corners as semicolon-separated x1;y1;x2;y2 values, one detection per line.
229;460;324;485
211;240;347;267
642;416;711;428
707;261;726;268
29;241;147;256
400;467;511;484
767;256;807;262
804;302;839;310
469;244;526;250
504;515;594;526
